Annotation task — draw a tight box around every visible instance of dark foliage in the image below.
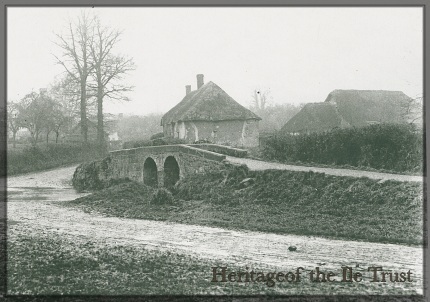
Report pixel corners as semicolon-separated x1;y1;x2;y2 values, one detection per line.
150;132;164;140
262;124;423;173
7;143;106;176
150;188;175;205
194;139;212;144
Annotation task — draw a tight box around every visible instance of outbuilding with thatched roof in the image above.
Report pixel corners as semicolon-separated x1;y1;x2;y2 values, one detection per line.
161;74;261;148
282;89;419;134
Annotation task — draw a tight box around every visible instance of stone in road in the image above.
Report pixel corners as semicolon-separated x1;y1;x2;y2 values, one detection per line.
7;165;424;294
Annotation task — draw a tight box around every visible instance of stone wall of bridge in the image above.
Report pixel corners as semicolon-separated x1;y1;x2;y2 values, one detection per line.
108;144;227;188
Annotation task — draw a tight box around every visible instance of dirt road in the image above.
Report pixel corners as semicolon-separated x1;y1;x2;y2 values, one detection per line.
226;156;423;183
7;165;424;294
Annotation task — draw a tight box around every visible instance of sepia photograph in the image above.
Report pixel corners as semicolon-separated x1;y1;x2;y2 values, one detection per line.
3;4;426;298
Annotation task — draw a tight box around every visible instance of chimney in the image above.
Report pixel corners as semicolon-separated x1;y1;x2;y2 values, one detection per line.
185;85;191;95
197;74;204;89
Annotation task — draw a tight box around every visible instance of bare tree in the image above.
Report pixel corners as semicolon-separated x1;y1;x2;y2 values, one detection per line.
89;18;135;148
49;75;82;138
54;12;95;144
400;95;423;125
50;103;71;144
251;89;271;111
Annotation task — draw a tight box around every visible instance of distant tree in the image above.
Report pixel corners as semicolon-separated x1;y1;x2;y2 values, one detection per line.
400;95;423;125
118;114;163;142
89;18;135;149
249;89;301;132
18;91;57;146
46;99;71;144
49;75;82;141
7;101;22;148
54;12;96;144
256;103;301;132
251;89;271;111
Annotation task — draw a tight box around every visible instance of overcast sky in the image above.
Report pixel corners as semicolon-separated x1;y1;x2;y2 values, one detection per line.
7;7;423;116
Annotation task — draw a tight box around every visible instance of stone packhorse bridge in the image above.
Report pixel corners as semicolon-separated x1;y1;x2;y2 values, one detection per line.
108;144;246;188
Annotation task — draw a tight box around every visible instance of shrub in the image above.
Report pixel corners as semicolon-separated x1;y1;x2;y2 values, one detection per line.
122;139;153;149
150;188;175;205
194;139;212;144
150;132;164;140
261;124;423;173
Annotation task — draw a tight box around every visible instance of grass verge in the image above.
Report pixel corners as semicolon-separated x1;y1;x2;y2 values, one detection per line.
8;229;420;295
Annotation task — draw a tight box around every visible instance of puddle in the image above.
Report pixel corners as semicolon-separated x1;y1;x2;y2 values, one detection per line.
7;186;86;202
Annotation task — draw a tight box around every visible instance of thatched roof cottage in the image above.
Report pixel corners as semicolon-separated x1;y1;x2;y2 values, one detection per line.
282;89;419;134
161;74;261;148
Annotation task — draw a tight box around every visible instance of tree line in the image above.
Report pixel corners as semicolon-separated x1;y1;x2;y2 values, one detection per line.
8;11;135;149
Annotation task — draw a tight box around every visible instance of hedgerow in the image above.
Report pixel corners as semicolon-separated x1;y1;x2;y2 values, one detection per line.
7;143;106;176
261;124;423;173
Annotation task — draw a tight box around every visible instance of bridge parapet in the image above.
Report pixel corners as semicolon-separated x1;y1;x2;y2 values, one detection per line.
110;144;226;161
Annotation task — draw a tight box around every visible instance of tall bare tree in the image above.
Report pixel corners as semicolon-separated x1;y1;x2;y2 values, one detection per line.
89;19;135;148
54;12;95;144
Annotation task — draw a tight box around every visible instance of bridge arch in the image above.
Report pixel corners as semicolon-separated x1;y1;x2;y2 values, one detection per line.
143;157;158;187
164;156;180;188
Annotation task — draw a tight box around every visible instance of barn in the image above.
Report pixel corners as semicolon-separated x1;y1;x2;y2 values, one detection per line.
282;89;419;134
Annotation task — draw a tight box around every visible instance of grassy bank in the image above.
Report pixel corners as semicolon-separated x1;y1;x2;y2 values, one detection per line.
7;143;106;176
8;230;420;295
65;165;423;245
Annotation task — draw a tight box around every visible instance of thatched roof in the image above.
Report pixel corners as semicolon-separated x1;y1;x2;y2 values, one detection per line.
325;89;413;127
282;89;415;133
281;103;343;133
162;81;261;125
